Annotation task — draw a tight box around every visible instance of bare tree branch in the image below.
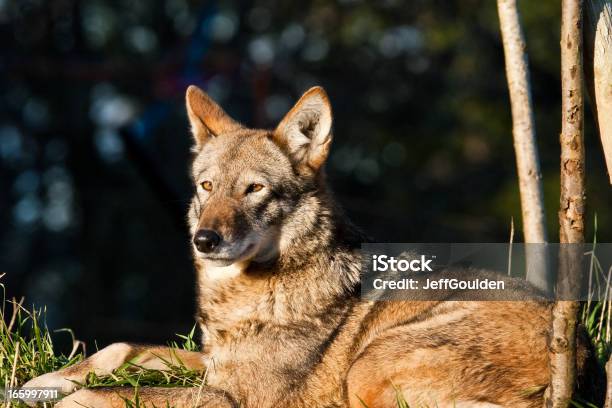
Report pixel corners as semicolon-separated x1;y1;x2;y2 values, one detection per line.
559;3;586;246
546;0;586;407
584;0;612;184
496;0;550;292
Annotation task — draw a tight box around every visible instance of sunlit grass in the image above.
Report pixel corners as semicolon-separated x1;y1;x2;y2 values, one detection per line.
0;277;83;407
0;276;205;407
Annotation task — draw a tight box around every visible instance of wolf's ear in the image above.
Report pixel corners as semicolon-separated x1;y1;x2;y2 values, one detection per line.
186;85;241;149
274;86;332;172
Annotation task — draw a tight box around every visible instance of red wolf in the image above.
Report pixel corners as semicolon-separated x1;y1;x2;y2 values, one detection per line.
25;86;595;408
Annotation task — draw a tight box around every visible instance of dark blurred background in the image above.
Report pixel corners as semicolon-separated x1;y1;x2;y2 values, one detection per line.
1;0;611;350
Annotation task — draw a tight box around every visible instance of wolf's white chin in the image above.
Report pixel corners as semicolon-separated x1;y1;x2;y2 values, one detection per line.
204;260;246;280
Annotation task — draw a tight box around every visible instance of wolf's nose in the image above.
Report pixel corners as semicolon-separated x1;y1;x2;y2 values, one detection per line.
194;229;221;253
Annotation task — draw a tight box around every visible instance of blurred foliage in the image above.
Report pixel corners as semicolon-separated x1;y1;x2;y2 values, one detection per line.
0;0;610;347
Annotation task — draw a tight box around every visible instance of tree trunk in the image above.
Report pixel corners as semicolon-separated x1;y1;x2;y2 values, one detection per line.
584;0;612;184
605;356;612;408
559;1;586;245
496;0;550;292
545;1;586;407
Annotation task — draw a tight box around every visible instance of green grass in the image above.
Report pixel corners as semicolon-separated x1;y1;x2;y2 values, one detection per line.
0;283;83;406
582;216;611;366
0;275;206;407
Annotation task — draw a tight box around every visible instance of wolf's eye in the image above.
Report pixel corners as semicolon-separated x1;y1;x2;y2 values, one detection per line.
245;183;264;194
201;181;213;192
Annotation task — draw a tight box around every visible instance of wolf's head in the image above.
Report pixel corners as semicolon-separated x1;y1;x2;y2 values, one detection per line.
186;85;333;269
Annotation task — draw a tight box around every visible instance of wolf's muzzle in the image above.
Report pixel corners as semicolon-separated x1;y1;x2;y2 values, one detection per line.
193;229;221;253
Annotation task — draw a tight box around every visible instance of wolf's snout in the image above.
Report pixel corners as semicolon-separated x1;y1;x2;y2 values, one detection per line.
193;229;221;253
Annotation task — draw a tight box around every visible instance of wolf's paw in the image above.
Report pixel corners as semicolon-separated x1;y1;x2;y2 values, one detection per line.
22;371;80;407
23;371;80;394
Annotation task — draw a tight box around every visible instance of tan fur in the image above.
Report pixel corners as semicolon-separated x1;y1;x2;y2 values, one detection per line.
24;86;569;408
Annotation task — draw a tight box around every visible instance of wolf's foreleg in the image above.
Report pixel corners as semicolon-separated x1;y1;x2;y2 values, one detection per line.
22;343;206;396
